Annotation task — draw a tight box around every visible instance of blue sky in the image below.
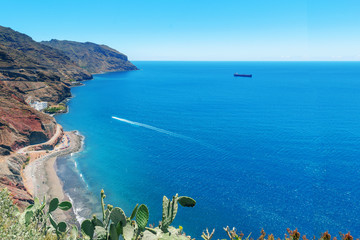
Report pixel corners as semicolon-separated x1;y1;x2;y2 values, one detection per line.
1;0;359;61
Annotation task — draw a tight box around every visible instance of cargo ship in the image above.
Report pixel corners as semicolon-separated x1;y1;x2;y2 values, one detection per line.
234;73;252;77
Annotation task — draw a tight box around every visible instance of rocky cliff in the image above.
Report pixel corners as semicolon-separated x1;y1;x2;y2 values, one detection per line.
0;81;57;154
0;26;93;104
0;25;92;155
0;25;137;206
0;82;56;208
0;25;137;155
0;154;33;208
41;39;138;73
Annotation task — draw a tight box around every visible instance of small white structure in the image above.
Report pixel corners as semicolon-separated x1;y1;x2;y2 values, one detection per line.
30;101;48;111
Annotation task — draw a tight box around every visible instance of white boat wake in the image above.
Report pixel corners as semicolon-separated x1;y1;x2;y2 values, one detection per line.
112;116;194;141
112;116;227;154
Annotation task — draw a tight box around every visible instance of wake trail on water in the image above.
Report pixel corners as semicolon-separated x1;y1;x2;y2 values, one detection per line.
112;116;194;141
111;116;227;154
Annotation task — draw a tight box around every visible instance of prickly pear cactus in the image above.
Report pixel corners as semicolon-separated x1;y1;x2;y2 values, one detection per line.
136;204;149;230
160;194;195;233
81;219;95;238
80;190;195;240
110;207;127;227
123;223;137;240
177;196;196;207
142;226;190;240
160;195;179;232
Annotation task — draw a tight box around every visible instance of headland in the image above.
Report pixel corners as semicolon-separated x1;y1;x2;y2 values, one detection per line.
0;25;137;221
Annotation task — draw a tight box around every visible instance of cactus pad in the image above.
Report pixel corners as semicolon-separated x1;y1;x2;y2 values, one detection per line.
49;198;59;213
81;219;95;238
58;222;67;233
130;203;139;220
109;223;119;240
58;201;72;211
178;196;196;207
110;207;127;226
136;204;149;230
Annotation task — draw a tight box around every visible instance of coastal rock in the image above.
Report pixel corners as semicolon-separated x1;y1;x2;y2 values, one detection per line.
0;25;94;154
0;25;137;207
0;26;92;81
0;154;33;208
0;25;92;103
41;39;138;73
0;82;57;152
2;79;71;103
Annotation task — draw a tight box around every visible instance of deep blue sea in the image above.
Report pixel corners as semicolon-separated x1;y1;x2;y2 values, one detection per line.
55;61;360;238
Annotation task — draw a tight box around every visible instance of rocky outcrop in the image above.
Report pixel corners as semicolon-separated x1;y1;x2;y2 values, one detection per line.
0;25;137;157
0;25;137;207
0;26;92;103
0;26;92;80
41;39;138;73
0;26;96;155
0;154;33;208
0;82;57;153
29;125;64;151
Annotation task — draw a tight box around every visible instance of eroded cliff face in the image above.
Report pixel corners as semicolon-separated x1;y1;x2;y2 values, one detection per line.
1;71;72;104
0;26;95;154
0;26;92;103
0;154;33;208
0;82;57;153
41;39;138;73
0;25;137;207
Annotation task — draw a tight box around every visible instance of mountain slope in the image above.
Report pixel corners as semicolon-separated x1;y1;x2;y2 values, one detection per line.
0;25;137;207
41;39;138;73
0;25;91;156
0;26;93;103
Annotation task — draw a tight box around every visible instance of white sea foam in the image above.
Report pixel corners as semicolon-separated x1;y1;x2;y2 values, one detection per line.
66;193;86;223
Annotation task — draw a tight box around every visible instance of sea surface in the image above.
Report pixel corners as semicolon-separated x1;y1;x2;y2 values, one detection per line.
55;61;360;238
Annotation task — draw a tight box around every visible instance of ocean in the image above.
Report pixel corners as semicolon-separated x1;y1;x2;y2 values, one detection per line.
55;61;360;238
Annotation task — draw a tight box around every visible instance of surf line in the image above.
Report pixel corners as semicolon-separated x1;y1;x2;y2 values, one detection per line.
112;116;194;141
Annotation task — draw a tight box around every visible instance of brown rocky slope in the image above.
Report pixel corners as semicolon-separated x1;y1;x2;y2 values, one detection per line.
41;39;138;73
0;82;57;154
0;82;57;207
0;25;137;155
0;25;93;104
0;25;137;206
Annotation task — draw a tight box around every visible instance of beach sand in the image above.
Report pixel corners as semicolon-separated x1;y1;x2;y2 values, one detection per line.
23;131;83;223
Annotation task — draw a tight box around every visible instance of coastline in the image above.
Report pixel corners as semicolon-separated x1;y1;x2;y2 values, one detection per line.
19;69;134;222
19;69;136;223
22;130;83;223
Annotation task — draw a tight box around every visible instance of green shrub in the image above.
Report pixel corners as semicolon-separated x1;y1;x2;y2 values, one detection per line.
44;105;66;114
0;188;45;240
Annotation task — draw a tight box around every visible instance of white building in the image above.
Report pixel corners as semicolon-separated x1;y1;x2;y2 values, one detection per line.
31;101;48;111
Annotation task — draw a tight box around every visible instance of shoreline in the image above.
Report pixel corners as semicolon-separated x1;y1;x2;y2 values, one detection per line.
20;69;136;222
22;130;83;223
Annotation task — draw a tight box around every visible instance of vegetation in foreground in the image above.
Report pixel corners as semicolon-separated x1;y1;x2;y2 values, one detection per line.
0;188;357;240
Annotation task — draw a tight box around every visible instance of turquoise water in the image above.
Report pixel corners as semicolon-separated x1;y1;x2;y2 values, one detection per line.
55;62;360;238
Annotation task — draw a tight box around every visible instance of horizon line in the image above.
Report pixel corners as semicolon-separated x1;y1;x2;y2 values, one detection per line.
130;60;360;62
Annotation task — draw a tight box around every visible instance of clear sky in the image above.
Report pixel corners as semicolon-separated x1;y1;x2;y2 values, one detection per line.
1;0;359;61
